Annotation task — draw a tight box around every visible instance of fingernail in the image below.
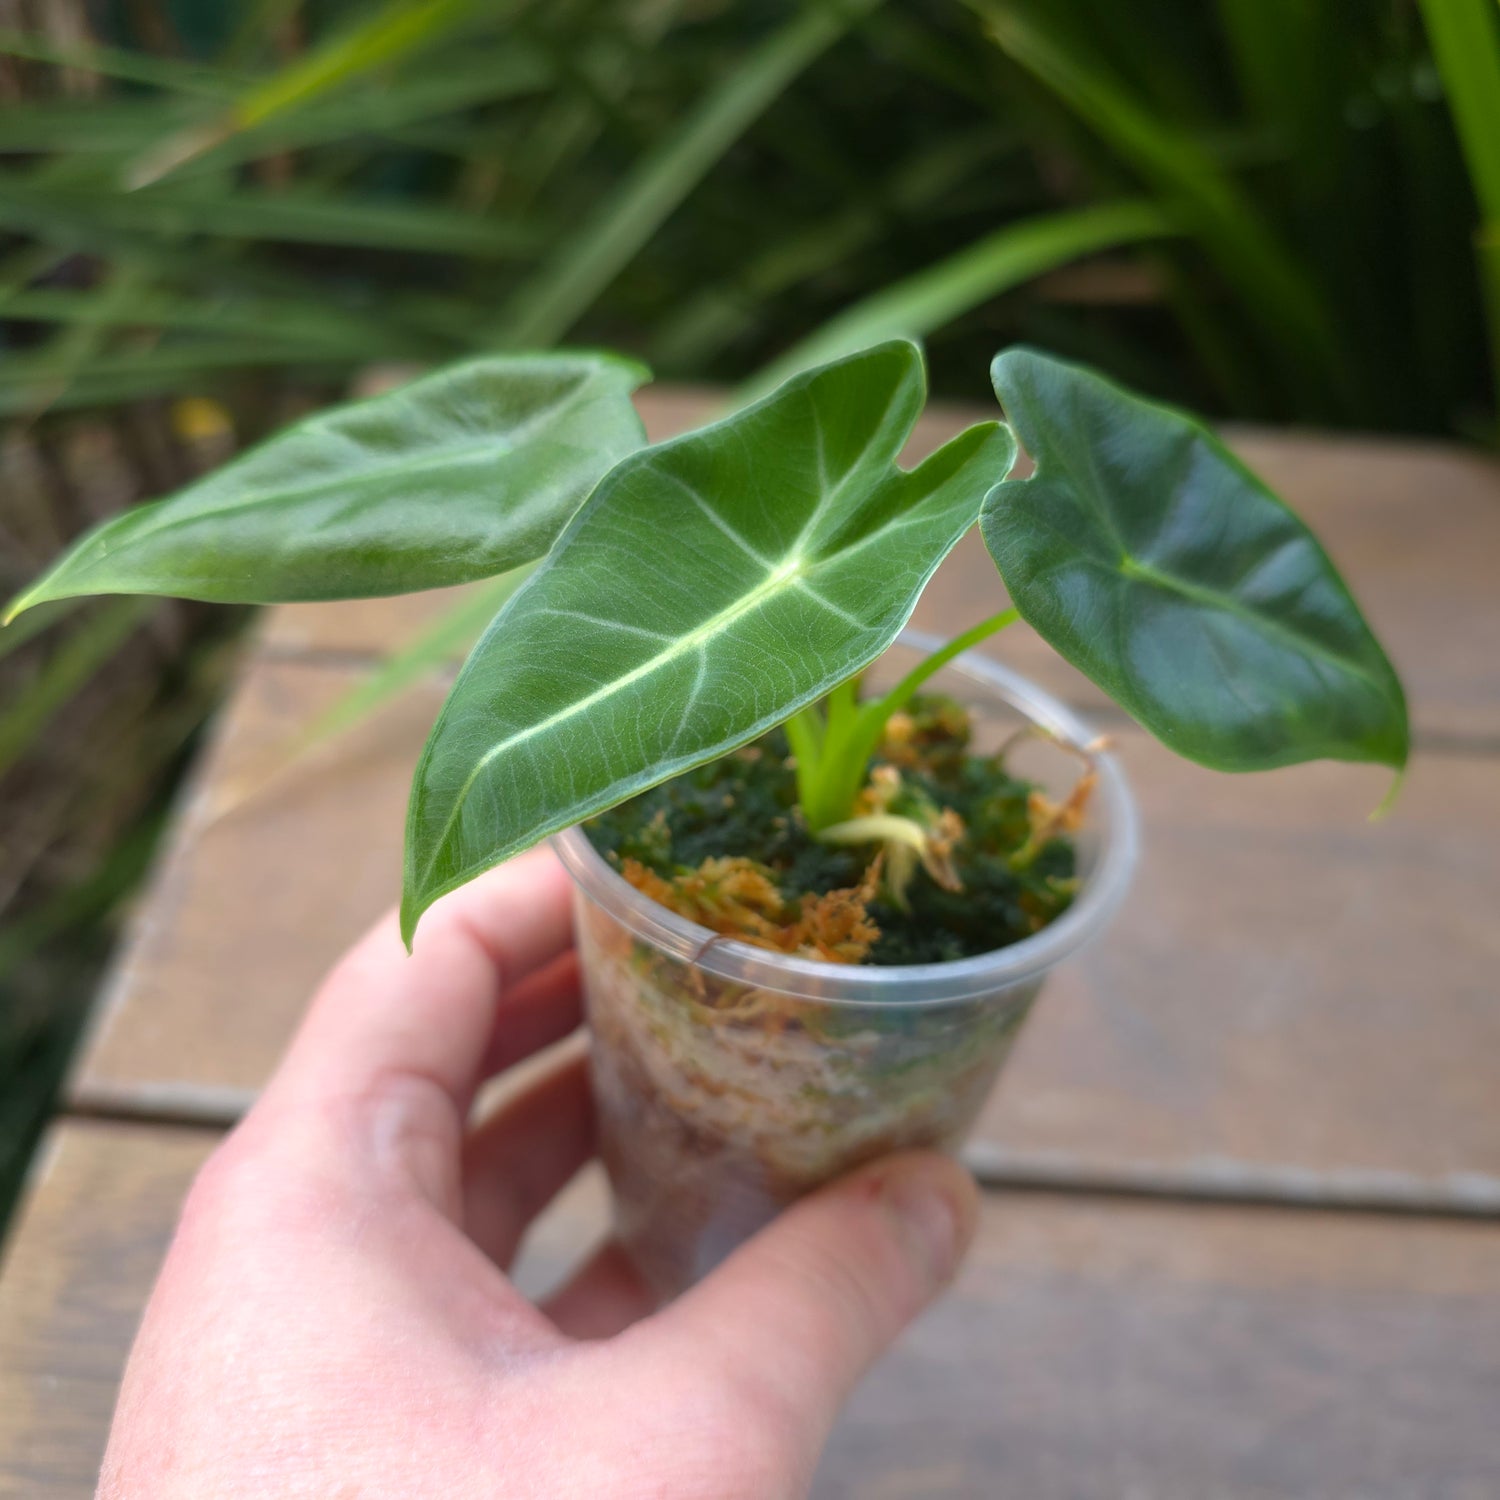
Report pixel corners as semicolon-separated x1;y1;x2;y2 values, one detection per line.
881;1164;971;1289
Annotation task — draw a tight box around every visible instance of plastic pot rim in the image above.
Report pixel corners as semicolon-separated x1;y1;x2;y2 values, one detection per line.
553;630;1140;1006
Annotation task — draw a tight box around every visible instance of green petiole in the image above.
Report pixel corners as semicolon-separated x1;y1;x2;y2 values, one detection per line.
792;606;1021;833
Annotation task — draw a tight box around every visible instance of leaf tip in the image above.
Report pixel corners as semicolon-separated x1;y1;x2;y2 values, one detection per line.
122;118;231;190
615;352;654;390
398;894;423;954
989;343;1058;401
1369;762;1407;824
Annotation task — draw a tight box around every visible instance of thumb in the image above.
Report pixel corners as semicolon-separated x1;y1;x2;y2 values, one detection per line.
649;1151;978;1464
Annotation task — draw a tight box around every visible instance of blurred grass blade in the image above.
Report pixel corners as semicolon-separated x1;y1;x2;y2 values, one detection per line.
0;287;402;354
1482;229;1500;429
0;178;543;257
653;128;1009;369
1418;0;1500;216
0;343;350;418
232;0;477;128
739;200;1174;402
1417;0;1500;424
500;0;685;214
494;0;884;349
1214;0;1313;135
0;600;79;662
193;47;552;169
128;0;487;185
208;569;527;823
0;813;163;981
14;262;146;419
222;0;309;70
0;599;154;780
0;100;199;155
0;192;484;352
301;572;525;747
0;50;553;164
0;27;239;95
975;1;1347;415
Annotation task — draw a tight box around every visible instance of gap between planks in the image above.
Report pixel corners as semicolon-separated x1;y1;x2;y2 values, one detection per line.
61;1096;1500;1223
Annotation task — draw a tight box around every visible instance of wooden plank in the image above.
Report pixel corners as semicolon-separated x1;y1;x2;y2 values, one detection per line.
4;1121;1499;1498
259;392;1500;743
971;732;1500;1200
0;1125;214;1500
71;661;444;1121
824;1190;1500;1500
69;652;1500;1204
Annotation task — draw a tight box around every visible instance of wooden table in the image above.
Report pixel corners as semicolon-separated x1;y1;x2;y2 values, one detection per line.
3;395;1499;1497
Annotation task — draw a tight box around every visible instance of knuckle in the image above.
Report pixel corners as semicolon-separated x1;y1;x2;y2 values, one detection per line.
174;1139;255;1251
176;1120;330;1246
180;1132;253;1219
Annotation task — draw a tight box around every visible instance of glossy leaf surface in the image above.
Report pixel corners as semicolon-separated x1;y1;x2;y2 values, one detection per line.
402;342;1015;939
982;348;1408;772
6;351;648;619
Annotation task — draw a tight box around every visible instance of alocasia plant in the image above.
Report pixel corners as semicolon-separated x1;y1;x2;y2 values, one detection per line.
7;340;1407;948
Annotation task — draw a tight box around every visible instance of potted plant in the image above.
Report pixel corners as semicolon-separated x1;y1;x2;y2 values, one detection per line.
8;341;1406;1295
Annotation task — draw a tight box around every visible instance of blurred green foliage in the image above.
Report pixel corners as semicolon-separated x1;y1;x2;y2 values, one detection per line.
1;0;1492;424
1;0;1496;1229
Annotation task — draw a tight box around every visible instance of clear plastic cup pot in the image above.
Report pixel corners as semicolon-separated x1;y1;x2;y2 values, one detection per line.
553;633;1138;1298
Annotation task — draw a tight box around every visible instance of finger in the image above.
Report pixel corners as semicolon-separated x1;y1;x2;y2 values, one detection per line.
542;1241;657;1340
463;1052;595;1266
274;845;575;1124
476;949;582;1084
644;1152;977;1466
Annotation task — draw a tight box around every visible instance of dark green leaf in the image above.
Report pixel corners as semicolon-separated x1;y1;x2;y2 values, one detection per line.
982;348;1408;772
402;342;1014;939
6;352;649;618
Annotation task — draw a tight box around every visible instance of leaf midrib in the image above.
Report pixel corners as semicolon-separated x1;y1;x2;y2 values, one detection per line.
1116;553;1392;698
1017;405;1393;704
422;552;818;886
422;402;986;887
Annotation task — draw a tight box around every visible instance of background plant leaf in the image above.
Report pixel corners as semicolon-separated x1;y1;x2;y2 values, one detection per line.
402;341;1016;940
739;199;1177;404
0;599;155;780
491;0;883;349
982;347;1408;773
975;1;1351;420
6;352;649;618
1416;0;1500;432
126;0;490;185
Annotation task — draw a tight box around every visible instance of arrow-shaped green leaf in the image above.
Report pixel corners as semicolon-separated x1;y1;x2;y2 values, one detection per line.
982;348;1408;773
5;351;648;620
402;341;1015;940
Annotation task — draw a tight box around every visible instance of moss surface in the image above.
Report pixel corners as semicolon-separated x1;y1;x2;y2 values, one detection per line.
584;694;1084;966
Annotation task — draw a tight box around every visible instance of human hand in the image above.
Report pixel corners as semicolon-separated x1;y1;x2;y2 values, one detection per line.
97;846;979;1499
